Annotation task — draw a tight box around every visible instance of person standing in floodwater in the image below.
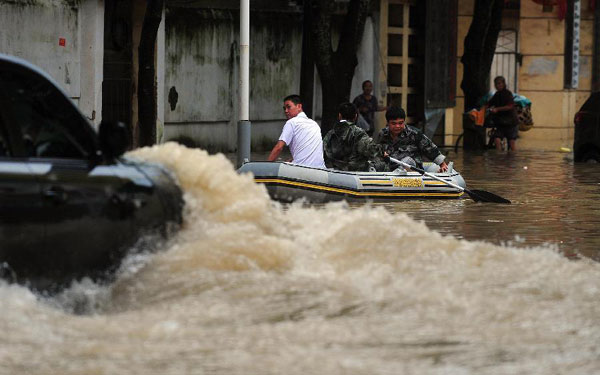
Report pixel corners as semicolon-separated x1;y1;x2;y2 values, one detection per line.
484;76;519;151
352;80;387;137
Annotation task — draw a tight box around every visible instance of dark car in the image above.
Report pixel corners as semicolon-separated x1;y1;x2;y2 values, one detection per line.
574;92;600;162
0;54;183;292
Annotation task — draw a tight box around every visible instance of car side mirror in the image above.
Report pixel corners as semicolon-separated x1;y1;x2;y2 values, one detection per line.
98;121;131;161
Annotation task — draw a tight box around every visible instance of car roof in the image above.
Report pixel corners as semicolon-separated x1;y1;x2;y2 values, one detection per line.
0;53;74;101
0;53;94;131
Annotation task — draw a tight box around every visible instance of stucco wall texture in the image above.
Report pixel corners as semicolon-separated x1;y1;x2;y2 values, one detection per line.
0;0;81;98
162;6;378;152
163;8;303;151
0;0;104;128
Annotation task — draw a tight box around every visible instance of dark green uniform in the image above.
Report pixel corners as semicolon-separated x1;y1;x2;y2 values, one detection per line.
323;121;388;171
376;126;445;169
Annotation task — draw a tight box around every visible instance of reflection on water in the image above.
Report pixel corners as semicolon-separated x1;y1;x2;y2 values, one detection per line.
370;149;600;260
1;144;599;375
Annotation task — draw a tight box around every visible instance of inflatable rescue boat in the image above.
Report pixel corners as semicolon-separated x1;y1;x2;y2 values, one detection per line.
238;161;466;203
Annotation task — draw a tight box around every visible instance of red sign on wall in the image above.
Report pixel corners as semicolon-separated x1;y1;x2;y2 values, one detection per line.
59;38;66;47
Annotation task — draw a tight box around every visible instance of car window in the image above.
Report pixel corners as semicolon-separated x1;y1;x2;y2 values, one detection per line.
0;113;9;156
0;67;97;159
580;93;600;112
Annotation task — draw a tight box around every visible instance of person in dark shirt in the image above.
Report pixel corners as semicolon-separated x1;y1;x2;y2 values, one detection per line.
376;107;448;172
352;80;387;136
484;76;519;151
322;102;387;171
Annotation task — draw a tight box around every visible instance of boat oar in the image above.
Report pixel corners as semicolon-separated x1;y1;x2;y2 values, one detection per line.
389;157;511;204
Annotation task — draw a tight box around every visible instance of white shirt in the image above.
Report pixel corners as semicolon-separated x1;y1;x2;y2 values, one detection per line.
279;112;326;168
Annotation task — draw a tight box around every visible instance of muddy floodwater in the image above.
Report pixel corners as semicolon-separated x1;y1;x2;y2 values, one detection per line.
1;143;599;375
365;149;600;260
240;147;600;259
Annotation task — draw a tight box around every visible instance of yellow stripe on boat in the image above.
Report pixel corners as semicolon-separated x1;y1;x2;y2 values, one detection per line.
361;179;450;187
424;181;451;186
360;180;394;185
254;178;464;198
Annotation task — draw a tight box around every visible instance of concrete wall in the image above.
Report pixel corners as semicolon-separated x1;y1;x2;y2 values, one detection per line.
0;0;104;128
0;0;382;153
0;0;381;153
162;7;302;152
162;5;382;153
518;0;594;150
79;0;104;128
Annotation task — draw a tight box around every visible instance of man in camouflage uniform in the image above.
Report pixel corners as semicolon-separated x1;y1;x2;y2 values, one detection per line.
323;102;388;171
376;107;448;172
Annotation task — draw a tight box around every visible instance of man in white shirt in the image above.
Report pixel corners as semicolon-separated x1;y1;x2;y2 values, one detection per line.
268;94;326;168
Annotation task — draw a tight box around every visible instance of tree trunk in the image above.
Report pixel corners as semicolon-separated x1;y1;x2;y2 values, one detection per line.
311;0;372;136
138;0;164;147
460;0;504;110
460;0;503;150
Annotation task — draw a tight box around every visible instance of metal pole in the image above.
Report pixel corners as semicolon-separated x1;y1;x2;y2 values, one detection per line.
237;0;251;167
565;0;580;89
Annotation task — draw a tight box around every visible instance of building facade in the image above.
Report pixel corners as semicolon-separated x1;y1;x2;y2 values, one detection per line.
0;0;595;153
451;0;594;150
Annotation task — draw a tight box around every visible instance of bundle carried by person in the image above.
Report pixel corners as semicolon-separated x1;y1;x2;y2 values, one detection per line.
467;92;534;131
513;94;534;131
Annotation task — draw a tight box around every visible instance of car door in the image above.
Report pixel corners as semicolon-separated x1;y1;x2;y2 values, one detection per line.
0;59;137;284
32;159;135;279
0;111;45;278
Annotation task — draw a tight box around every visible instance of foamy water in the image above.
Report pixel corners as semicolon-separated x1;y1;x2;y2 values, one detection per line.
1;143;599;374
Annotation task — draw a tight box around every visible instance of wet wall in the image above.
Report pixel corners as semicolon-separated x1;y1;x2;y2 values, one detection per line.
0;0;81;98
164;7;303;152
0;0;104;128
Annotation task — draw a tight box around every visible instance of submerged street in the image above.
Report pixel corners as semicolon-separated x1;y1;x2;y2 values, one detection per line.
238;147;600;260
371;148;600;260
1;144;599;375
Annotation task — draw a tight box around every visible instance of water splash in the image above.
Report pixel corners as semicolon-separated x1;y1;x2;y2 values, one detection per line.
1;143;599;375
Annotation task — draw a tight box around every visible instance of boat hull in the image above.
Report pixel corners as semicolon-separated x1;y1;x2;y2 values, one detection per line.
238;162;466;203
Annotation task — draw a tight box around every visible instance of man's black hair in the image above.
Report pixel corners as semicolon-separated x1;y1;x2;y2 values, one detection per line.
361;80;372;89
385;106;406;121
283;94;302;105
338;102;357;121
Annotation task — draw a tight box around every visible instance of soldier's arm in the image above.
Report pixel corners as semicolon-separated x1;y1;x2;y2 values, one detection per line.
418;132;445;166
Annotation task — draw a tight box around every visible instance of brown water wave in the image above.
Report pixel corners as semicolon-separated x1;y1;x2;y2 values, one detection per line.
1;144;599;375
